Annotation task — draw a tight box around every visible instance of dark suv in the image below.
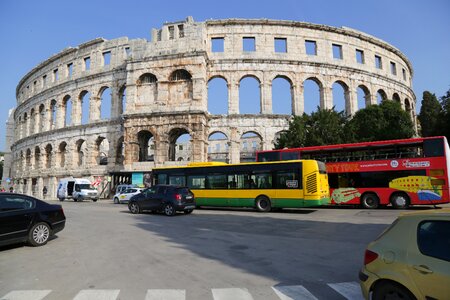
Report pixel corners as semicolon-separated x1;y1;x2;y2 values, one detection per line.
128;185;195;216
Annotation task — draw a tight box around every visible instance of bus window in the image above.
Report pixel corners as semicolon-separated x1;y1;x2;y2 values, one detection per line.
281;151;299;160
187;175;206;189
255;172;272;189
207;174;227;189
169;175;185;186
275;169;301;189
424;139;444;157
157;174;167;184
257;152;280;162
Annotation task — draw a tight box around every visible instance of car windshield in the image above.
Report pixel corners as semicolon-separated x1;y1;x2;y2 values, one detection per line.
78;184;96;190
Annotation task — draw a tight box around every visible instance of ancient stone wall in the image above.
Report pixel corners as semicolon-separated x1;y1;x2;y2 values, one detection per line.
8;17;416;198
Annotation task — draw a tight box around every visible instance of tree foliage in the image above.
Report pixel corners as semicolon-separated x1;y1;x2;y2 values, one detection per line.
418;91;441;137
437;89;450;140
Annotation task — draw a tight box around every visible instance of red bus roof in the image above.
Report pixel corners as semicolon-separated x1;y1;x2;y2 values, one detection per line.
258;136;447;153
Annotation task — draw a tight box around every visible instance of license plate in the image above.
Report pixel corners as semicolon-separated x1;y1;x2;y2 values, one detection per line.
186;196;192;200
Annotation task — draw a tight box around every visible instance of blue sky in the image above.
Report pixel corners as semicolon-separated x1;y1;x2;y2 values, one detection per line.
0;0;449;151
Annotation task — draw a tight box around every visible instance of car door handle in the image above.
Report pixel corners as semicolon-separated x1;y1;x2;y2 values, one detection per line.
413;265;433;274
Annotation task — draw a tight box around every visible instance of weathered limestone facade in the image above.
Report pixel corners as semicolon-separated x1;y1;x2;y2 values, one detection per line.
6;17;416;198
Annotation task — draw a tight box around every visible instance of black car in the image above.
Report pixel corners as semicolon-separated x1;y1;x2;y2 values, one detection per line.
128;185;195;216
0;193;66;247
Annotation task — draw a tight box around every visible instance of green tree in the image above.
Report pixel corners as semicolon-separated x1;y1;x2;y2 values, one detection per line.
418;91;441;137
348;100;414;141
437;89;450;140
274;114;308;149
304;107;349;146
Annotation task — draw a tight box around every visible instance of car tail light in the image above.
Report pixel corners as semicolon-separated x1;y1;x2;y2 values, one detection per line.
175;194;182;201
364;249;379;265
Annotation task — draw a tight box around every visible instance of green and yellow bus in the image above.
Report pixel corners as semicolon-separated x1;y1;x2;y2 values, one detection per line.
152;160;330;211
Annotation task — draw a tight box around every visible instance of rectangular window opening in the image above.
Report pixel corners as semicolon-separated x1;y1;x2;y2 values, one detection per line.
243;37;256;52
67;63;73;78
305;40;317;56
402;68;406;81
375;55;382;69
211;37;224;52
125;47;131;57
103;51;111;66
43;75;47;87
178;25;184;38
390;62;397;75
274;38;287;53
84;57;91;71
169;26;174;40
332;44;343;59
53;69;59;82
356;49;364;64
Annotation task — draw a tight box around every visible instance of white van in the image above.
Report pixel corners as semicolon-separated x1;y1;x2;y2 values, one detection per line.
57;178;99;202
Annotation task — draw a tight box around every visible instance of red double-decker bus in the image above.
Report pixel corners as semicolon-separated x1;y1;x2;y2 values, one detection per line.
256;136;450;208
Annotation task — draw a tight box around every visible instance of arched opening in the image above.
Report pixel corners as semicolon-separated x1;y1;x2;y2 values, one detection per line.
63;95;72;126
393;93;401;102
239;75;261;114
332;81;349;114
17;116;22;139
23;113;28;137
76;139;86;167
168;69;193;104
240;132;262;162
405;98;412;119
357;85;371;109
116;136;124;165
168;128;191;162
208;132;229;162
45;144;52;169
303;78;322;114
59;142;67;168
39;104;45;132
96;137;109;165
30;108;35;134
376;89;387;104
50;100;57;129
26;148;31;168
137;130;155;162
207;77;228;114
80;91;91;125
137;73;157;105
272;76;293;114
34;146;40;168
100;87;112;119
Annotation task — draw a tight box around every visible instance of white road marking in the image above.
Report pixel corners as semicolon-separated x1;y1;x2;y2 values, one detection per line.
212;288;254;300
272;285;318;300
73;289;120;300
0;290;51;300
145;289;186;300
328;282;364;300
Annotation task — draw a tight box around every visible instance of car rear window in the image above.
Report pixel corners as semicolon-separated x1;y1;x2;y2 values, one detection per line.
417;220;450;262
176;187;191;195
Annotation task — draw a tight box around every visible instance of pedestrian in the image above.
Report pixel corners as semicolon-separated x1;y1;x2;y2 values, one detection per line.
9;186;14;193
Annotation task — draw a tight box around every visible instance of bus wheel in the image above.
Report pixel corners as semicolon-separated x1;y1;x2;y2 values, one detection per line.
256;196;271;212
361;193;379;209
390;193;410;209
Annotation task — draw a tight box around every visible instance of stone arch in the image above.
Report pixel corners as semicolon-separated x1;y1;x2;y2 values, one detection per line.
30;108;36;135
136;73;158;106
332;80;350;114
376;89;388;103
116;136;124;165
272;75;293;115
63;95;72;127
240;131;262;162
95;136;109;165
34;146;41;169
76;139;87;167
119;85;127;115
38;104;45;132
45;144;53;169
79;90;91;125
26;148;32;168
393;93;401;102
50;99;57;129
168;127;191;162
99;86;112;119
239;75;261;114
168;69;193;104
303;77;324;114
23;112;28;137
207;76;228;114
208;131;229;162
405;98;412;119
58;141;67;168
357;84;371;109
137;130;155;162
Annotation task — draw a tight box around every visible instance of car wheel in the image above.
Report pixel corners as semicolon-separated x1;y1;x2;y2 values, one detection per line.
361;193;379;209
129;202;141;214
73;197;78;202
28;222;50;247
114;197;119;204
92;199;98;202
255;196;271;212
184;209;193;214
58;198;64;202
373;281;415;300
164;203;176;216
390;192;410;209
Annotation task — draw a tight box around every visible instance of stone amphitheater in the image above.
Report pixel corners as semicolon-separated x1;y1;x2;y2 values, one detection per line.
2;16;417;198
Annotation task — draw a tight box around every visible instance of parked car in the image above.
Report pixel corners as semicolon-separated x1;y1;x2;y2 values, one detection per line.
359;209;450;300
0;193;66;247
128;185;195;216
113;187;143;204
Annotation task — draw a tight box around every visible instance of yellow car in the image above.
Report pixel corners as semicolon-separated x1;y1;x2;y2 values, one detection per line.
359;209;450;300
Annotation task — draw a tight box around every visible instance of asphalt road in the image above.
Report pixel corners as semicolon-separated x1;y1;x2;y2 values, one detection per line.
0;201;436;300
